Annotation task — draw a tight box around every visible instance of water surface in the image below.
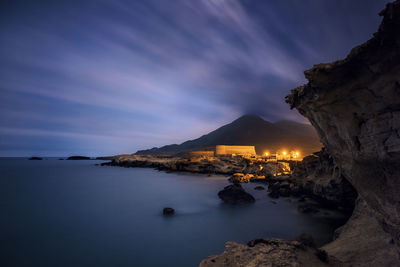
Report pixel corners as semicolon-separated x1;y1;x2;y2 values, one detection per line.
1;158;347;267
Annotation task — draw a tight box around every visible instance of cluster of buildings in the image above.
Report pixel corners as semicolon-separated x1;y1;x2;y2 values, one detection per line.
264;150;301;161
189;145;302;161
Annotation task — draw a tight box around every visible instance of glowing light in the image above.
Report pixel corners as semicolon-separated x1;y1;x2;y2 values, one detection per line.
265;152;269;156
282;151;287;156
295;151;300;156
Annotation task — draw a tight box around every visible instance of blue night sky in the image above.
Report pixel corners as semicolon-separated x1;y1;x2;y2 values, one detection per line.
0;0;390;156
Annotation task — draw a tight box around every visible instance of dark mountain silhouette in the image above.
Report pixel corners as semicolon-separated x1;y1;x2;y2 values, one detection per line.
136;115;322;156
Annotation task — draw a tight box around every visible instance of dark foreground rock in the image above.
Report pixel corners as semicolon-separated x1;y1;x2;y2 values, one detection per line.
200;239;340;267
322;197;398;266
218;184;255;204
28;157;42;160
254;186;265;190
286;0;400;260
162;207;175;216
288;1;400;264
67;156;91;160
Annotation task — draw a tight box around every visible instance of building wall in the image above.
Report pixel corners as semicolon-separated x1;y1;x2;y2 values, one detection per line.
215;145;256;155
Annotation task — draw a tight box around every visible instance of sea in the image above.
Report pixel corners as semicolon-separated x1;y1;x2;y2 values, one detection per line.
1;158;348;267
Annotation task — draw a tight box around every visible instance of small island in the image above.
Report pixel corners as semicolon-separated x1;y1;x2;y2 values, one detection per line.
66;156;91;160
28;157;43;160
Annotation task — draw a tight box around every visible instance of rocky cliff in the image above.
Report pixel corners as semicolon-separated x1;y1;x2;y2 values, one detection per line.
200;1;400;266
286;0;400;262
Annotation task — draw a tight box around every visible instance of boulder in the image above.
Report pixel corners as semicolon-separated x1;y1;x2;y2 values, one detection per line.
218;184;255;204
162;207;175;216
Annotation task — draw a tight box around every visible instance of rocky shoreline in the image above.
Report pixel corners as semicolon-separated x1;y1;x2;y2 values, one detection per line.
102;149;356;212
101;154;290;176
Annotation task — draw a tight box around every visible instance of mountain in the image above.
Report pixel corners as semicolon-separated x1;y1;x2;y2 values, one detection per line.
135;115;322;156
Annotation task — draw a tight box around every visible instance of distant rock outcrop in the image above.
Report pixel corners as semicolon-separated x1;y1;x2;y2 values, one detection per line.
67;156;91;160
28;157;42;160
136;115;321;156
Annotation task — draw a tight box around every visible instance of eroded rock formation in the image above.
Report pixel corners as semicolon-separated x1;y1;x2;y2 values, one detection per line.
286;0;400;257
200;1;400;266
268;148;357;210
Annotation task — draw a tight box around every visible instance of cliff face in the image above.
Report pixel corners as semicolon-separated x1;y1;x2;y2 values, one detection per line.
200;2;400;266
290;149;357;208
286;0;400;256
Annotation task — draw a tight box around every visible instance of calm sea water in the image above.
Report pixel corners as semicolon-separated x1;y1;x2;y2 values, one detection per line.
1;158;347;267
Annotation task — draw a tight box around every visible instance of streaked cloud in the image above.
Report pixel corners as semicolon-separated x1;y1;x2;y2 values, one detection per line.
0;0;390;156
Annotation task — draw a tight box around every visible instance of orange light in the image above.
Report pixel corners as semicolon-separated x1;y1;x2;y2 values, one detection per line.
282;151;287;156
295;151;300;156
265;152;269;156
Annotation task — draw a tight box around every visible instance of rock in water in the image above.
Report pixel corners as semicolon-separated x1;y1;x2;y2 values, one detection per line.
218;184;255;204
67;156;91;160
28;157;42;160
162;207;175;216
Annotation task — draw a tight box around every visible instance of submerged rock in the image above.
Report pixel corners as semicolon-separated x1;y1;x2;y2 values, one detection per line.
298;203;321;214
162;207;175;216
268;191;279;199
218;184;255;204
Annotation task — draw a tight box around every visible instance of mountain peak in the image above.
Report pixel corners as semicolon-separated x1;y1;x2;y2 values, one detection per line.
237;114;262;119
136;114;322;156
234;114;265;123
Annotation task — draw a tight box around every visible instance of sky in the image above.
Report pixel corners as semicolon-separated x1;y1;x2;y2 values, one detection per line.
0;0;391;157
